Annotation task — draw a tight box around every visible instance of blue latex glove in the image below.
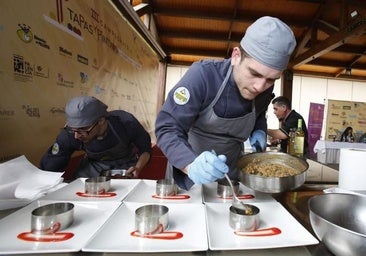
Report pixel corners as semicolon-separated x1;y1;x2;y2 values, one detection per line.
187;151;229;184
249;130;267;152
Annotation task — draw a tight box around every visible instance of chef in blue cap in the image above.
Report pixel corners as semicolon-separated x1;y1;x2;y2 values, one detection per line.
40;96;152;178
155;16;297;190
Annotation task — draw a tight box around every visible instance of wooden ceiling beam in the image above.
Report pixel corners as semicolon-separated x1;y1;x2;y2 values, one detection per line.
289;14;366;68
160;29;366;58
226;0;239;56
309;58;366;70
335;54;365;77
298;44;366;55
159;30;242;42
333;0;351;77
152;8;309;28
153;8;240;21
135;0;366;80
291;0;328;58
133;3;151;17
316;19;339;35
337;44;366;54
164;45;366;70
293;70;366;82
111;0;166;59
168;60;195;66
165;47;226;58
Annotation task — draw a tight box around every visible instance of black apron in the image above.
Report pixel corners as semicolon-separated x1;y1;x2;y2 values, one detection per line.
74;121;137;178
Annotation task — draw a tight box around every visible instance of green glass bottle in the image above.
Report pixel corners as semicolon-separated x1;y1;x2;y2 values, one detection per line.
294;119;304;157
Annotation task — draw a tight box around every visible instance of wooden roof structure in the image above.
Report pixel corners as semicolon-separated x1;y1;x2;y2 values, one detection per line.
114;0;366;81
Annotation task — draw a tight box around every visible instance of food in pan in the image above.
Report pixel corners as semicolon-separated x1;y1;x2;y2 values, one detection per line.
243;159;301;177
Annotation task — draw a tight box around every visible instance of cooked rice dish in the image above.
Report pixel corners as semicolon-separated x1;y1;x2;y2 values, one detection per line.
243;159;301;177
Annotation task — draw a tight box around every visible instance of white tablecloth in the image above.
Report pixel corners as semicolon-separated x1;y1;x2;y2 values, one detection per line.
313;140;366;164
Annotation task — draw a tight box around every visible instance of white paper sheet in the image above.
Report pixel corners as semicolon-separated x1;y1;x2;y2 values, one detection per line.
0;156;64;209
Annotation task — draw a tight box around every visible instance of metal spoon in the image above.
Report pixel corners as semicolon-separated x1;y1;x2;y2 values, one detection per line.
210;149;253;214
224;173;253;214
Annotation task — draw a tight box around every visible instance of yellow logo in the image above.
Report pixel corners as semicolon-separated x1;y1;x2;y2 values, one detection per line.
51;143;60;155
173;87;190;105
17;24;33;43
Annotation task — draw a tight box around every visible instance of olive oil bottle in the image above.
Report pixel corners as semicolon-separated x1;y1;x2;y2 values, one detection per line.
294;119;304;157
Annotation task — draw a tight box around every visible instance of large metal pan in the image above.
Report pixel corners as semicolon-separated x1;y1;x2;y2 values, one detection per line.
237;152;309;193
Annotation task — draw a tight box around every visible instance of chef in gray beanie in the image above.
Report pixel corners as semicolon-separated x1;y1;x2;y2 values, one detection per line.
155;16;297;190
40;95;152;179
65;96;108;128
241;16;296;71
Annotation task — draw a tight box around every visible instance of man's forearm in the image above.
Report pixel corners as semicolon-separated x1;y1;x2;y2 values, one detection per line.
267;129;287;140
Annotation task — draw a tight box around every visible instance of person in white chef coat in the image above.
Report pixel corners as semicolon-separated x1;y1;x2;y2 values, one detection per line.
155;16;297;190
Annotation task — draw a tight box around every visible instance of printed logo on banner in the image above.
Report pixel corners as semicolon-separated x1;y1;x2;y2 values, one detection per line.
50;107;65;116
80;72;88;83
16;24;33;43
340;112;347;118
330;104;341;110
13;54;49;80
16;24;50;49
77;54;88;65
22;105;40;118
94;85;105;94
57;73;74;88
34;34;50;49
92;58;99;69
59;46;73;58
44;0;122;52
0;107;15;121
34;65;49;78
13;54;33;82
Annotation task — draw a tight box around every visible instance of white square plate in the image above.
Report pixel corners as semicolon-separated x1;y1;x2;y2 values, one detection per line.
0;199;32;211
124;179;203;203
82;202;208;252
0;200;121;254
202;182;275;203
205;201;319;250
41;178;140;201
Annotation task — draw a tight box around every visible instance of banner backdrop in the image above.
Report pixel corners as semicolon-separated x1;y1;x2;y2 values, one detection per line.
325;99;366;141
0;0;161;165
307;103;324;158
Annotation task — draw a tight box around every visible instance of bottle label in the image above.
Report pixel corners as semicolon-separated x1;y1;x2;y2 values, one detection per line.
294;137;304;156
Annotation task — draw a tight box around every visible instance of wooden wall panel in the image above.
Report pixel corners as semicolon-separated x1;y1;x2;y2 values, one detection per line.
0;0;160;165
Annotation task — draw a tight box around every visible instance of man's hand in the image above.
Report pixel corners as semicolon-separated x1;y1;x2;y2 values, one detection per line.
187;151;229;184
249;130;267;152
126;166;140;178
